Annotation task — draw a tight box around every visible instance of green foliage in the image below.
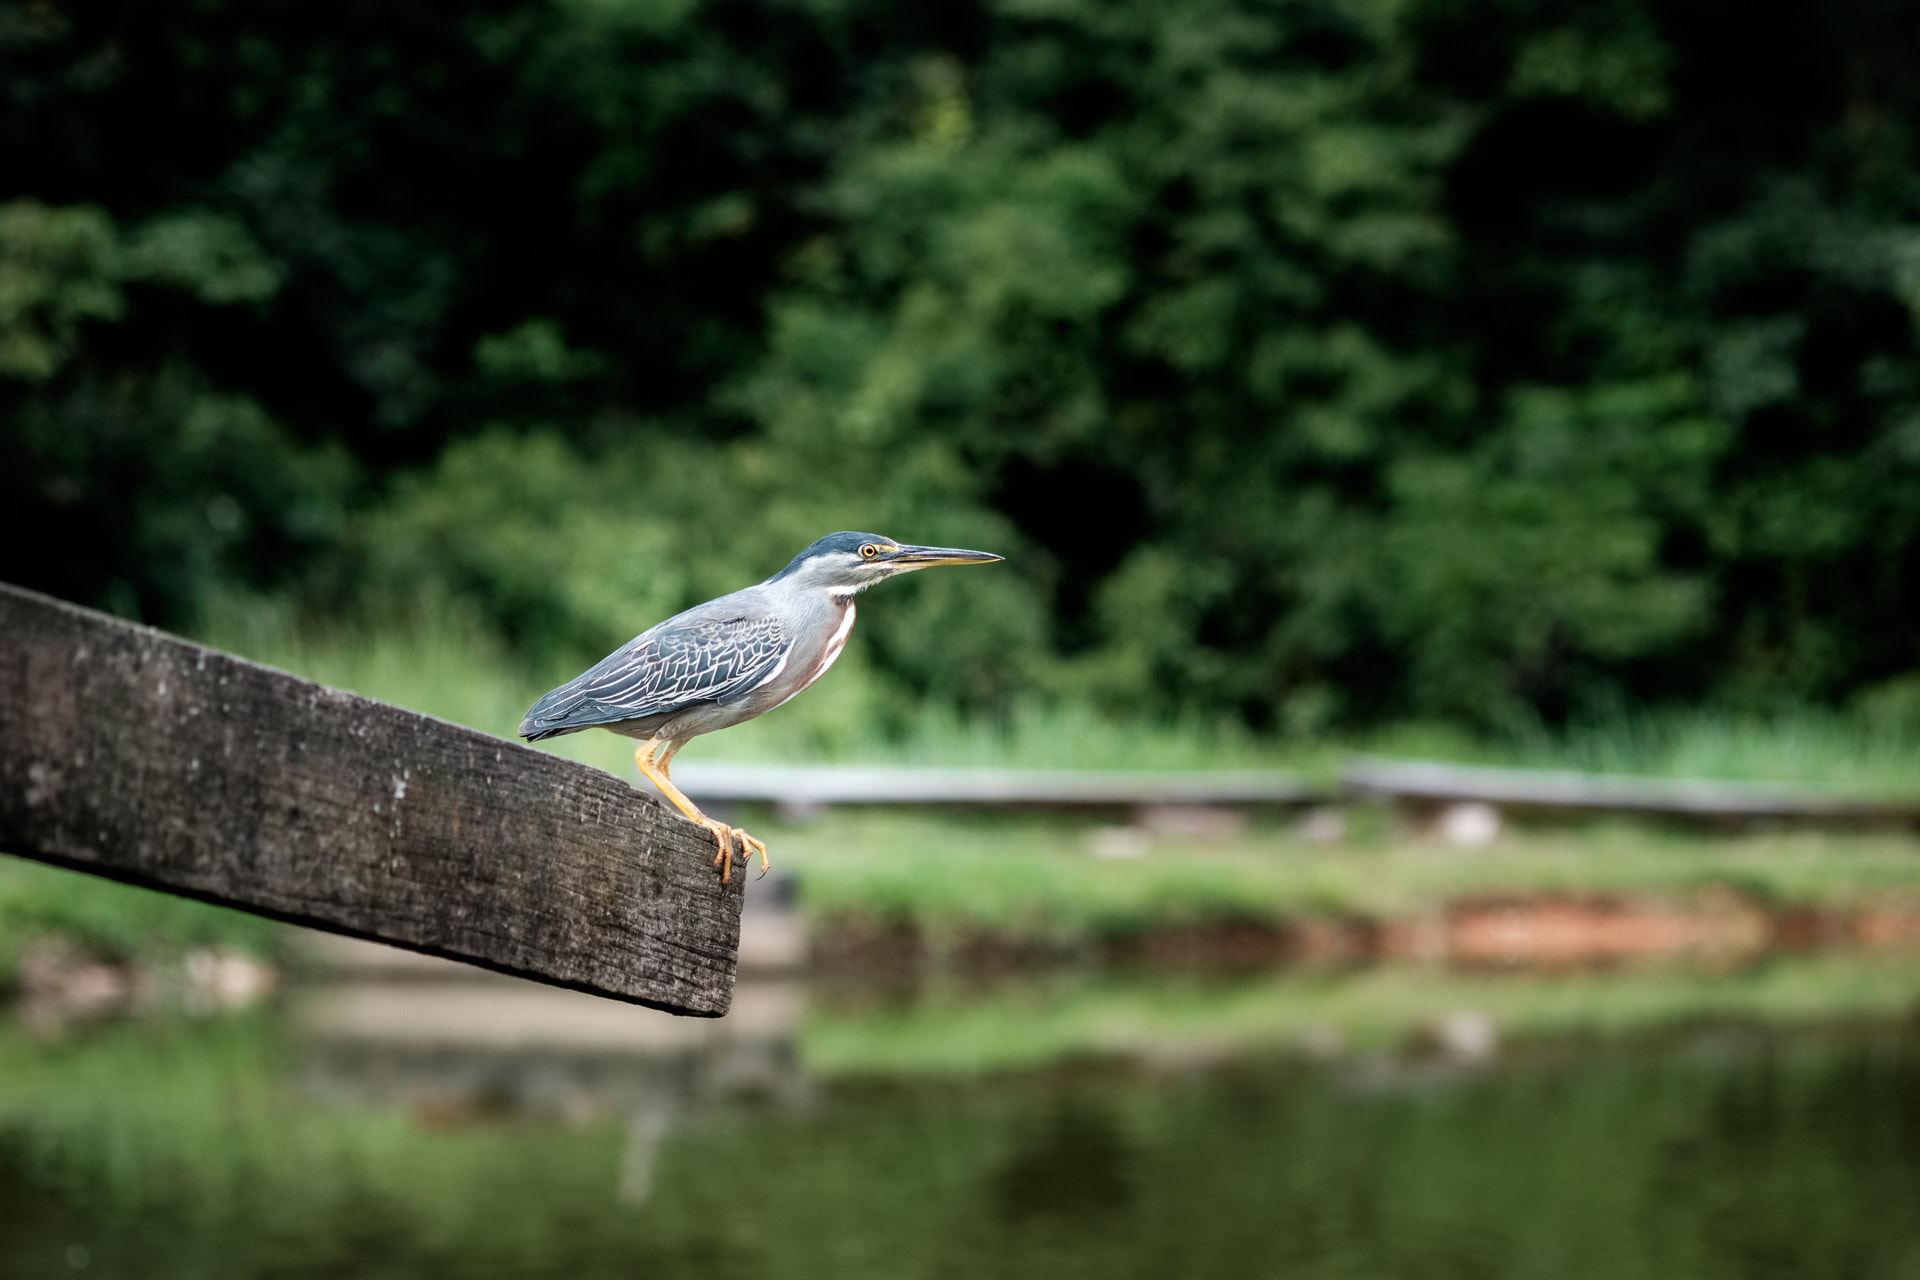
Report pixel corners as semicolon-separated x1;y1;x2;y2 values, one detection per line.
0;195;350;621
0;201;121;380
352;431;694;664
116;210;283;304
1372;376;1726;721
7;0;1920;731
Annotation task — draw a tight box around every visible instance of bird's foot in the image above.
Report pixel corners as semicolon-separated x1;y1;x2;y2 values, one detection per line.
702;821;770;884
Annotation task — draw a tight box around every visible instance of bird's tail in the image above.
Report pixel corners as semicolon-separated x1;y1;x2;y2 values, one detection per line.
518;681;594;741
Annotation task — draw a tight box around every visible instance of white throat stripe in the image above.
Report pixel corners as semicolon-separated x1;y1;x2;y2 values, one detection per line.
775;601;857;708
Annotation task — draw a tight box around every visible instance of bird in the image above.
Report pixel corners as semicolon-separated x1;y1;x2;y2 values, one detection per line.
519;532;1004;883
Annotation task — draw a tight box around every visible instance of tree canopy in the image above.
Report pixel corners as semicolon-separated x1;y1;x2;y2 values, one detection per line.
5;0;1919;731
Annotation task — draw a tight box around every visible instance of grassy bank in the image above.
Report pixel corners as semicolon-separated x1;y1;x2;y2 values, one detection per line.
11;811;1920;985
765;809;1920;950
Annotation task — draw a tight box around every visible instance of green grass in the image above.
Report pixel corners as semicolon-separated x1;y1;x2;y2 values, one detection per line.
195;593;642;777
769;810;1920;944
1430;706;1920;795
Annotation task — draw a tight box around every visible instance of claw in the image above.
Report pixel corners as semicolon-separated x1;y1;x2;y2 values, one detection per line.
710;825;769;885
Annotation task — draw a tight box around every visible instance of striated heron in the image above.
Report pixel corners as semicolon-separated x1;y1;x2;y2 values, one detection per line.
519;532;1003;882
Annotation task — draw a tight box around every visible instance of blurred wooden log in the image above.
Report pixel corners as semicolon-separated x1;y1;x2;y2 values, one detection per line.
1343;755;1920;825
670;763;1323;809
0;583;741;1016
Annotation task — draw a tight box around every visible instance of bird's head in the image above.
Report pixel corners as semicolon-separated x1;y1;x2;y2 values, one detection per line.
770;531;1003;595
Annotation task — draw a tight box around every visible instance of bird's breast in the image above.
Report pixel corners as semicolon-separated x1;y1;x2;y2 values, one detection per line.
772;600;856;709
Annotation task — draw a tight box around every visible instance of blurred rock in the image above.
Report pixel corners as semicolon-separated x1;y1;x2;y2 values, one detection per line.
775;799;824;824
1298;1024;1344;1058
19;941;134;1027
15;937;277;1031
1137;805;1248;839
1088;826;1152;859
182;948;277;1013
1416;1010;1499;1062
1298;806;1347;844
1437;801;1501;848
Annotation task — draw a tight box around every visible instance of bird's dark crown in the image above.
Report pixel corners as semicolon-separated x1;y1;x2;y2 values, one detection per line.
767;531;897;581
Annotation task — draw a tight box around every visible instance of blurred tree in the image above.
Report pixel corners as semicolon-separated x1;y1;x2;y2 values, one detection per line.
3;0;1918;728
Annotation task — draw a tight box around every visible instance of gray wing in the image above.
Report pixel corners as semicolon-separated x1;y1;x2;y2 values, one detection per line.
519;608;790;740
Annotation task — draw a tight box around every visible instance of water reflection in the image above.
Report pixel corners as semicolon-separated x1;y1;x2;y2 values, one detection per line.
4;947;1920;1279
296;940;809;1205
994;1106;1136;1223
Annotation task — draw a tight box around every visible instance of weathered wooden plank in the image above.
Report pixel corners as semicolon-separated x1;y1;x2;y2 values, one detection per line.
671;763;1323;808
0;583;741;1016
1343;755;1920;824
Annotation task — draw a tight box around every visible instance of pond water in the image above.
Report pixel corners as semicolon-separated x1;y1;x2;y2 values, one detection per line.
4;965;1920;1280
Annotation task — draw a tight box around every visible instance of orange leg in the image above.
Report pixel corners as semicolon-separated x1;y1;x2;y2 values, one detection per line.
634;740;771;883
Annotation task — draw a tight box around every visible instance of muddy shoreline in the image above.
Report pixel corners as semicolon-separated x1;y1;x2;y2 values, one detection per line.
809;890;1920;972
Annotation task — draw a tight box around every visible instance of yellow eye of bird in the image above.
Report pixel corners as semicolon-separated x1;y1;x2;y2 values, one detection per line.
860;544;878;559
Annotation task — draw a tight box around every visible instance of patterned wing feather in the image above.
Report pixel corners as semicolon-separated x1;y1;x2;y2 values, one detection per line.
520;612;789;738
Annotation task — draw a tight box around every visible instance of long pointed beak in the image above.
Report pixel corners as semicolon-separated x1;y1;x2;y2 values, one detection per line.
888;544;1005;568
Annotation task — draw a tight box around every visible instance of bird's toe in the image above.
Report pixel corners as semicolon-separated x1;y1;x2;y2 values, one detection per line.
703;821;737;882
735;828;770;877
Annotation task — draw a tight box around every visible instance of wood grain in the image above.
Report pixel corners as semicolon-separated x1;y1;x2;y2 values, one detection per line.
0;583;742;1016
